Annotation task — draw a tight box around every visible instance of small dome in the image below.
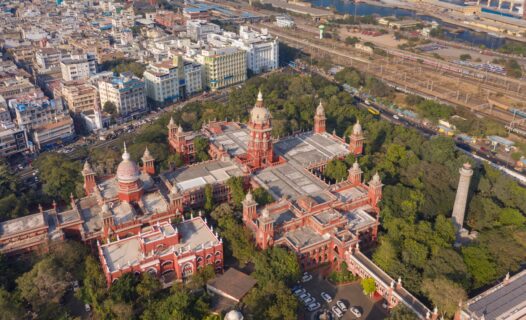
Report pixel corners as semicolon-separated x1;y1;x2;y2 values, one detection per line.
316;101;325;116
83;160;94;174
353;120;362;135
177;124;184;134
168;116;175;127
142;147;154;161
250;90;271;124
224;310;243;320
245;190;253;202
116;143;140;183
261;208;270;219
352;160;360;170
372;172;381;183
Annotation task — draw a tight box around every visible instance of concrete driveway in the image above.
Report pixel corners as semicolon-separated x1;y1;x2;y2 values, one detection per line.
298;271;389;320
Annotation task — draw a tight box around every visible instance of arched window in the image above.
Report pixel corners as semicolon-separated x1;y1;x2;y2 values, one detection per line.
147;268;157;276
197;256;203;264
182;263;193;278
161;261;173;268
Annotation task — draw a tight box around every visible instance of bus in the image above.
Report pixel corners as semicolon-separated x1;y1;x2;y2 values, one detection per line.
367;107;380;116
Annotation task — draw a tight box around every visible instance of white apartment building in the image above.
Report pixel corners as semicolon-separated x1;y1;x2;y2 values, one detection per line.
143;61;180;104
98;75;147;117
32;117;75;150
237;27;279;74
60;53;97;81
35;48;62;71
144;56;203;103
186;20;220;41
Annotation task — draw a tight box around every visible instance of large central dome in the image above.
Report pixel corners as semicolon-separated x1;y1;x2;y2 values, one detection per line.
250;90;271;124
116;143;140;183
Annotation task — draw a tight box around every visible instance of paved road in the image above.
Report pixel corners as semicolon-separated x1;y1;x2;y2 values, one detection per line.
298;271;388;320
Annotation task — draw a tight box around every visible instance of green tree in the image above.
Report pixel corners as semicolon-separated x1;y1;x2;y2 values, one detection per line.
244;281;298;320
80;256;108;317
204;184;214;212
389;304;419;320
0;288;23;320
227;177;245;209
16;257;71;316
254;247;301;285
421;277;467;316
194;136;210;162
252;187;274;206
137;273;161;305
499;208;525;226
103;101;118;116
462;246;497;288
34;153;83;201
360;277;376;296
325;159;348;182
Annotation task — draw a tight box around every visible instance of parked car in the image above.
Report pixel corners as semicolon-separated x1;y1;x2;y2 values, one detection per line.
307;302;321;312
298;293;310;300
336;300;347;311
85;304;91;312
350;306;362;318
321;292;332;303
393;114;400;120
301;273;313;283
292;285;302;292
332;305;344;318
303;297;315;305
294;288;306;296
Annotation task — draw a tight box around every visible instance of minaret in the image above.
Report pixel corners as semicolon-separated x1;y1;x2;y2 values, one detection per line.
368;172;382;208
347;160;362;185
242;190;257;223
141;146;155;175
246;90;274;169
349;120;364;155
314;101;326;134
452;163;473;232
82;161;96;196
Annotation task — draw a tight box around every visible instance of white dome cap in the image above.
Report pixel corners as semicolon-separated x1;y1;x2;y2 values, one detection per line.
353;120;362;135
250;90;271;124
224;310;243;320
116;143;140;183
316;101;325;116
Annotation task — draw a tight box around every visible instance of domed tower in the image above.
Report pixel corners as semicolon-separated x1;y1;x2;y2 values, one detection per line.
141;146;155;175
368;172;383;209
82;160;96;196
348;160;363;185
116;143;143;202
314;100;326;134
349;120;364;155
246;90;274;169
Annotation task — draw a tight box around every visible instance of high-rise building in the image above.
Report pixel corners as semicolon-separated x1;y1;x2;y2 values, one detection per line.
197;47;247;91
186;20;220;41
452;163;473;232
60;53;97;81
246;91;274;169
98;75;147;117
59;80;99;113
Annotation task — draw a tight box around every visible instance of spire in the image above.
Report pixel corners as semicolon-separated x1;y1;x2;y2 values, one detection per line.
316;100;325;116
82;160;94;174
353;119;362;135
257;89;263;101
372;172;381;184
122;142;130;161
142;146;153;161
169;116;175;126
177;124;184;134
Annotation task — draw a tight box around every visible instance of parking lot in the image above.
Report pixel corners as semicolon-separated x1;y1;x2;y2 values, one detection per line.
295;272;389;320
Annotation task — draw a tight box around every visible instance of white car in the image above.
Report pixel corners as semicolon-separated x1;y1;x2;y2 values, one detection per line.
293;288;306;296
350;307;362;318
84;304;91;312
303;297;315;305
321;292;332;303
298;293;310;300
393;114;400;120
332;305;344;318
336;300;347;312
301;274;313;283
307;302;321;312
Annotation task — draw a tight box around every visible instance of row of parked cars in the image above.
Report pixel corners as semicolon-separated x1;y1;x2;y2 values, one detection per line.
292;273;362;318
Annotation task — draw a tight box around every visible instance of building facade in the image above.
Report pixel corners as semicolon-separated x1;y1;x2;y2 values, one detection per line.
59;80;99;113
198;47;247;91
98;75;147;117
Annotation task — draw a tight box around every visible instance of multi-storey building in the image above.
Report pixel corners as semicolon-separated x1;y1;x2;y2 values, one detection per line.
144;56;203;104
35;48;62;72
59;80;99;113
98;75;147;117
0;122;28;157
197;47;247;91
32;116;75;150
60;53;97;81
186;20;220;41
144;61;181;104
0;76;38;100
9;92;66;130
237;26;279;74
